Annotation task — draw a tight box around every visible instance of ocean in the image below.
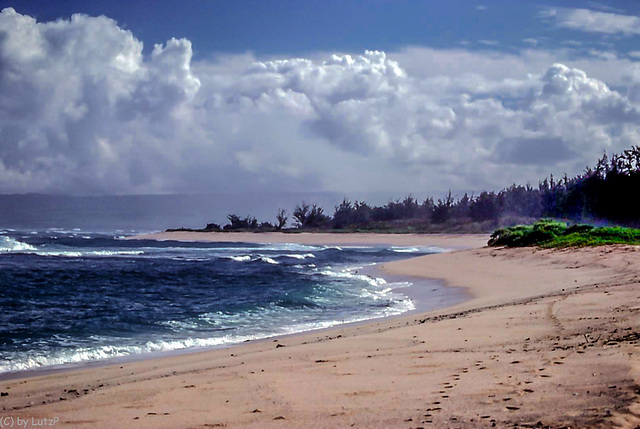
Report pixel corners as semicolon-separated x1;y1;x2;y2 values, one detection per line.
0;227;456;375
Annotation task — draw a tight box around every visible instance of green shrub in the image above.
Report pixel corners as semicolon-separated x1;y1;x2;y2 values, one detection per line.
565;224;594;234
489;220;566;247
489;220;640;248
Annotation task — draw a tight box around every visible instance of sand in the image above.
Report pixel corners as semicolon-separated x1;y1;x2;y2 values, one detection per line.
130;231;490;249
2;234;640;428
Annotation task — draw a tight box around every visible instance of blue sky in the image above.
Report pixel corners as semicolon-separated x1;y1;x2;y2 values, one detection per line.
4;0;640;57
1;1;640;196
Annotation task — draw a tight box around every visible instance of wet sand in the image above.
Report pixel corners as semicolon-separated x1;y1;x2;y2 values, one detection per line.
2;234;640;428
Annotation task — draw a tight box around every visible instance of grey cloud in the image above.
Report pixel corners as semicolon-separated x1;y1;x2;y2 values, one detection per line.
493;137;575;166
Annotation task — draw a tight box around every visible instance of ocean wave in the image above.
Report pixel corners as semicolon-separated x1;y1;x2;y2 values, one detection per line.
224;253;315;263
0;243;145;257
0;236;37;252
0;298;415;373
224;255;251;262
317;267;386;287
260;243;321;252
33;250;145;258
0;237;429;375
170;256;211;262
0;334;272;373
223;255;280;265
277;253;315;260
321;246;343;251
149;243;321;252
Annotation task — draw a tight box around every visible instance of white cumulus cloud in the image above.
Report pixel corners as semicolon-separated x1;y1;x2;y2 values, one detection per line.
2;8;640;196
0;8;201;193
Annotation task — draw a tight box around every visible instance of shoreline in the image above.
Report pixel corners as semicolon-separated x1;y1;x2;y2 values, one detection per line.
0;234;480;380
2;235;639;427
0;272;460;383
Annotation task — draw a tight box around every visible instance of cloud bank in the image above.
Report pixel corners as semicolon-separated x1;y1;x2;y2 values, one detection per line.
1;8;640;196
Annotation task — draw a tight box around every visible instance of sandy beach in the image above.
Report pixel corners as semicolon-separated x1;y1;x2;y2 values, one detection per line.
2;233;640;428
130;231;490;249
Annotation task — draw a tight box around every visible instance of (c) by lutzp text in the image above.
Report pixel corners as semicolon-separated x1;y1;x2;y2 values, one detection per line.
0;416;59;427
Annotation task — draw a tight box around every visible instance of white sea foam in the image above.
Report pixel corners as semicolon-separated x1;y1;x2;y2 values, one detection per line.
87;250;144;257
391;246;450;254
0;298;415;373
0;236;37;252
225;253;314;263
391;246;421;253
0;334;272;373
278;253;315;260
225;255;251;262
34;250;145;258
0;240;423;374
317;267;387;287
221;254;280;264
359;287;393;300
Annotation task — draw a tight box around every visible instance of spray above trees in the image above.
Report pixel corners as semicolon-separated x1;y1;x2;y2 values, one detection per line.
167;146;640;233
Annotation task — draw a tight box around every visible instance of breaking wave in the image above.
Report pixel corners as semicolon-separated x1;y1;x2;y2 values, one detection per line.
0;236;37;252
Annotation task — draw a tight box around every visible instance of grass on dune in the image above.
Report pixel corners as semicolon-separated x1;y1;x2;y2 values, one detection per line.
489;219;640;248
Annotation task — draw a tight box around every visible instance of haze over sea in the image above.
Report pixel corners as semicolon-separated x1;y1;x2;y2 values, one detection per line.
0;193;455;374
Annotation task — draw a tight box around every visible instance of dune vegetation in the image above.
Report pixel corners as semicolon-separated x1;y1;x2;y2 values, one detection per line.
489;219;640;248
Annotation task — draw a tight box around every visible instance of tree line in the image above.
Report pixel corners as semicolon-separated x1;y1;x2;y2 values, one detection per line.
184;146;640;233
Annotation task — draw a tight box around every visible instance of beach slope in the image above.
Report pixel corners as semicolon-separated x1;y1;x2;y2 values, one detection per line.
130;231;490;248
2;238;640;428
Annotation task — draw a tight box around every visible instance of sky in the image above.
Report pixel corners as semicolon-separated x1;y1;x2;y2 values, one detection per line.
1;1;640;198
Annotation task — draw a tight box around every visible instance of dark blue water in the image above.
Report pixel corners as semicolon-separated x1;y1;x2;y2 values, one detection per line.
0;228;449;373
